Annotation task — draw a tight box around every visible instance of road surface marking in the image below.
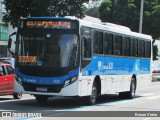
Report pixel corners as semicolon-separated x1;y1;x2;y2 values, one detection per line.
0;110;15;111
143;118;151;120
0;98;34;103
140;93;155;96
16;116;42;120
54;98;141;111
144;95;160;100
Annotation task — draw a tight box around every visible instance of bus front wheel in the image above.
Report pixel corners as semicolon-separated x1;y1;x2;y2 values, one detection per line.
85;81;98;105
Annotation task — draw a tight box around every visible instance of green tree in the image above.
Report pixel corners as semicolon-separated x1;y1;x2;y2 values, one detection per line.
99;0;160;40
88;0;102;8
85;7;100;18
153;45;158;60
3;0;89;28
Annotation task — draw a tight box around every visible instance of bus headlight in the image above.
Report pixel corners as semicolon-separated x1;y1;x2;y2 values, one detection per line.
64;79;70;87
64;76;77;87
71;76;77;83
15;74;22;85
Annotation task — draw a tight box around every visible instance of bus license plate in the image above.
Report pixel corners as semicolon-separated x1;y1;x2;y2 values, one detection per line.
36;87;47;92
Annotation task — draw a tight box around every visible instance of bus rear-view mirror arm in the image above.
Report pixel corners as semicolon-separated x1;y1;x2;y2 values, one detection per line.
8;32;17;56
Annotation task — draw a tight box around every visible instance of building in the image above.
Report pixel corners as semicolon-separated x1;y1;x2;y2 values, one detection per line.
0;0;8;57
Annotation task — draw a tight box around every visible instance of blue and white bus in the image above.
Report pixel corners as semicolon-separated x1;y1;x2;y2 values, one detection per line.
8;16;152;104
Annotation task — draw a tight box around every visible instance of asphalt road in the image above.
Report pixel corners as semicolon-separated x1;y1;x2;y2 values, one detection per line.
0;81;160;120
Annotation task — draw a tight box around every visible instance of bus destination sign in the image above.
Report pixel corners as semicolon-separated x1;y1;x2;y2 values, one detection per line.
26;21;72;29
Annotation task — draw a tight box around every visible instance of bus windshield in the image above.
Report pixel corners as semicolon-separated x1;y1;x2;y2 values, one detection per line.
16;30;79;68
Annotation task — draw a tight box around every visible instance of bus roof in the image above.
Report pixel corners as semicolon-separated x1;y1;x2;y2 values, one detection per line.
24;16;152;40
65;16;152;40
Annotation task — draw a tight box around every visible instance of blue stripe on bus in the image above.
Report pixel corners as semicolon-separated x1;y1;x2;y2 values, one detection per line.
14;68;79;85
82;56;150;76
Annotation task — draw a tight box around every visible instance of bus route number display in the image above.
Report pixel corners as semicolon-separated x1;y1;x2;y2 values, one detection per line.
26;21;72;29
18;56;37;63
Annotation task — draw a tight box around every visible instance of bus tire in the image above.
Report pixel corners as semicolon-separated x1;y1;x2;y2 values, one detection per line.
35;95;48;104
127;78;136;99
85;81;98;105
119;78;136;99
13;93;22;99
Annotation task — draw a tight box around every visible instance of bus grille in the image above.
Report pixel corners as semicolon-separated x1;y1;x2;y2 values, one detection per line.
22;83;63;93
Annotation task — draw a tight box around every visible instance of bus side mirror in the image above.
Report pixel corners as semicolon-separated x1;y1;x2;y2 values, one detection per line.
8;32;17;55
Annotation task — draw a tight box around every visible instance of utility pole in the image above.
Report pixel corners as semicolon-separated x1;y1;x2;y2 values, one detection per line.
139;0;144;33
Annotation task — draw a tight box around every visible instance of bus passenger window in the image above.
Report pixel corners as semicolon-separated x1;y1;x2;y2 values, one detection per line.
138;40;145;57
82;37;91;59
114;35;122;56
146;41;151;58
105;33;113;55
123;37;131;56
94;31;103;54
131;38;138;57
